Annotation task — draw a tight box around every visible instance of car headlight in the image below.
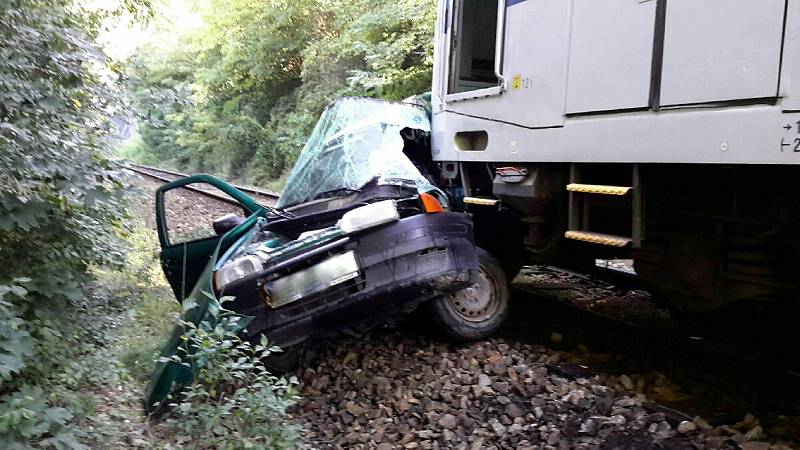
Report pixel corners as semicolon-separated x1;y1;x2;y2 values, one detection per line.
337;200;399;234
215;255;263;289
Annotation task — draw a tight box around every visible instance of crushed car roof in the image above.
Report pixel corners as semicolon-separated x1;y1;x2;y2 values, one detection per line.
277;97;438;209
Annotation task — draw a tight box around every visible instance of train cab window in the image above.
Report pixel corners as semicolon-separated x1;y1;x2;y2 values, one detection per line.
448;0;499;94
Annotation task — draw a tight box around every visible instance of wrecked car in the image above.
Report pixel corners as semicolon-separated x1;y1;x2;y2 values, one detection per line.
145;97;510;411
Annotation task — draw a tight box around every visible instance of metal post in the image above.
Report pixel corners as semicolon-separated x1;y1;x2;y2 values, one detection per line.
568;163;580;231
460;162;472;197
632;163;644;248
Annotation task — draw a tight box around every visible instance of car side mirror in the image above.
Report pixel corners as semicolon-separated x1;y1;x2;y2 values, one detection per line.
213;213;245;235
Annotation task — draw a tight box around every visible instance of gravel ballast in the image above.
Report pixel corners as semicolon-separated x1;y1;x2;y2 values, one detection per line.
294;332;797;449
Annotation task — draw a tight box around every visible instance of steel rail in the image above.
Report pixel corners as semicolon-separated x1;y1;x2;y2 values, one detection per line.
509;268;800;415
125;162;279;206
126;162;280;200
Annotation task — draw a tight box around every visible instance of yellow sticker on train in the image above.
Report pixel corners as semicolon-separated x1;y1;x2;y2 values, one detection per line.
512;75;522;90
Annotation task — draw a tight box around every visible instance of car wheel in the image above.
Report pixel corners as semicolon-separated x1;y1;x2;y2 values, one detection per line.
428;248;510;340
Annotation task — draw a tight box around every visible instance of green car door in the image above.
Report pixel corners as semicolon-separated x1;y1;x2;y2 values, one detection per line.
155;174;264;302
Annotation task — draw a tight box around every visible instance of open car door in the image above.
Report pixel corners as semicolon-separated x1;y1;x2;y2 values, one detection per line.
155;174;263;302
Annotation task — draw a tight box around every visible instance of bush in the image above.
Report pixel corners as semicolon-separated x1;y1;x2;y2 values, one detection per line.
101;219;180;383
0;0;152;447
159;301;301;449
0;386;85;450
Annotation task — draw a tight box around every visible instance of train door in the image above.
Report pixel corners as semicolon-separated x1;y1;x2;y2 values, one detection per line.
564;0;658;114
434;0;570;130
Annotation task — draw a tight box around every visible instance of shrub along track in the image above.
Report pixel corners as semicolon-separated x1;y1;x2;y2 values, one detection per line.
127;169;800;449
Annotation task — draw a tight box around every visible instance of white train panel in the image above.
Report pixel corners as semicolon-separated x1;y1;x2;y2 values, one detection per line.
432;106;800;164
660;0;785;106
433;0;570;128
431;0;800;165
782;0;800;111
565;0;656;113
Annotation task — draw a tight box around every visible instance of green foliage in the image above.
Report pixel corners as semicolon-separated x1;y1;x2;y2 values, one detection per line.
101;218;179;383
0;387;85;450
160;303;301;449
0;275;121;448
119;294;181;381
0;0;123;365
0;0;152;447
127;0;436;186
0;0;129;298
0;281;33;384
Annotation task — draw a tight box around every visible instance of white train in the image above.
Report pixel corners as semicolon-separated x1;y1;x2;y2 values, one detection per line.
429;0;800;313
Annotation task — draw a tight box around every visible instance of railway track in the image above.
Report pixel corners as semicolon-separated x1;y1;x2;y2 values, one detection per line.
127;161;800;418
125;162;279;206
508;266;800;416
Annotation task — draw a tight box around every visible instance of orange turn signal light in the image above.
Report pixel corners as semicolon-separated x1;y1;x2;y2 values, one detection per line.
419;193;444;213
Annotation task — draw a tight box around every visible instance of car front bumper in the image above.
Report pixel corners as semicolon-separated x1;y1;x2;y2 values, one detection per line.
225;211;479;347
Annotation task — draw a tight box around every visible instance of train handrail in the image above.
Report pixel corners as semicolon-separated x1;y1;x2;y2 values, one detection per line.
494;0;507;91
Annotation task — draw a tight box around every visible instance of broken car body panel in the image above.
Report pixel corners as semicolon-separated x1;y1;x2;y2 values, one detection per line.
155;174;265;302
145;98;479;412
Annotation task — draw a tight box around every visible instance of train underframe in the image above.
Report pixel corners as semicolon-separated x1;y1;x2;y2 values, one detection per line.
449;162;800;322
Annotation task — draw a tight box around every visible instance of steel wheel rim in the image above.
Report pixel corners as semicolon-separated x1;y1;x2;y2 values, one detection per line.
444;265;500;323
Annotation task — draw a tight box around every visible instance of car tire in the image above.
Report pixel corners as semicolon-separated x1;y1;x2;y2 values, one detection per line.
428;248;510;341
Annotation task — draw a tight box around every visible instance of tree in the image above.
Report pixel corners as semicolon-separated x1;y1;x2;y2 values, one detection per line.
127;0;437;186
0;0;150;446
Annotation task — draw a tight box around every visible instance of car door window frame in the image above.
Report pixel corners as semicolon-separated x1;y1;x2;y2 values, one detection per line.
155;174;263;249
155;175;266;302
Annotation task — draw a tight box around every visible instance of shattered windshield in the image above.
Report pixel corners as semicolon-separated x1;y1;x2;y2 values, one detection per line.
277;97;439;208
